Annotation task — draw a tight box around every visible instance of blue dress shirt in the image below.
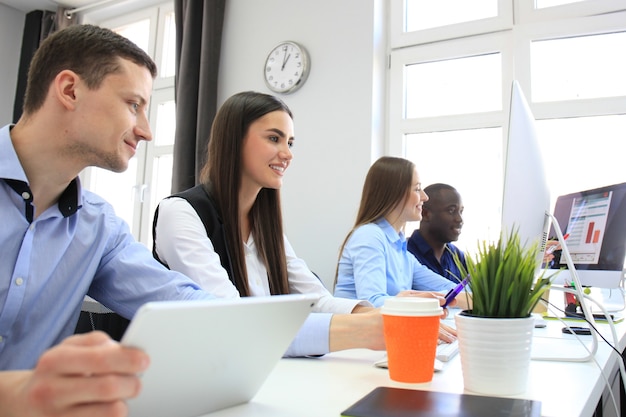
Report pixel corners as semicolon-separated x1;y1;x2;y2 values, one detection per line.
407;230;467;283
0;124;212;370
334;218;456;307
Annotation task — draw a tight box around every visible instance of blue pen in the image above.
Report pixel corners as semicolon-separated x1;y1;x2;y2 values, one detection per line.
443;276;470;308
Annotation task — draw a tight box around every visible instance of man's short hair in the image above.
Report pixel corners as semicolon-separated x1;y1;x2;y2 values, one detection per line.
23;24;158;115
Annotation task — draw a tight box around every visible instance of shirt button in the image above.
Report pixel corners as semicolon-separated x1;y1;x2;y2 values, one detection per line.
21;191;30;200
15;277;24;286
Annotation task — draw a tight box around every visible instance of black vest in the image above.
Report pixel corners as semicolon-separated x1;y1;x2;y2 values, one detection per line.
152;185;236;285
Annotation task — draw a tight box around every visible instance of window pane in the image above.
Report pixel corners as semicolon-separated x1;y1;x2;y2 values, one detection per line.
537;115;626;208
531;32;626;102
147;154;173;247
87;158;138;230
405;53;501;118
405;0;498;32
113;19;151;53
536;0;584;8
160;11;176;78
151;154;173;207
154;100;176;146
404;128;503;252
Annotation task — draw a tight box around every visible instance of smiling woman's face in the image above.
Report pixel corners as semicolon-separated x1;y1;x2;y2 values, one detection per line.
241;110;294;192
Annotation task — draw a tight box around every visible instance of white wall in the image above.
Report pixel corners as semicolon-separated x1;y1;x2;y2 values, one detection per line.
0;4;25;123
219;0;386;289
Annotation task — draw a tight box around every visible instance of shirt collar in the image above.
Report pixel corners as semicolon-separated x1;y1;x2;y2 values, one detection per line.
1;124;82;219
375;217;407;250
410;229;435;255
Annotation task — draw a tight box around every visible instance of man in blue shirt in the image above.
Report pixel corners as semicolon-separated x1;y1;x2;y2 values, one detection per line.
0;24;216;416
407;183;467;283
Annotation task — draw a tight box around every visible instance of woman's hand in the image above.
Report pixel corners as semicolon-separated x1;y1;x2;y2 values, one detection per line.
438;322;457;344
395;290;451;317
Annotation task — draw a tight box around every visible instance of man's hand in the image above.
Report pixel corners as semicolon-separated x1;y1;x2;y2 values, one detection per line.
1;331;149;417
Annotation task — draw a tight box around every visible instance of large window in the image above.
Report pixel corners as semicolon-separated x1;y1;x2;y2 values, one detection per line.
389;0;626;252
81;1;175;247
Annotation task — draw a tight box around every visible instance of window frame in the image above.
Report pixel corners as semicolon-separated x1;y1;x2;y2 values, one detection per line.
388;0;626;248
387;31;515;156
390;0;513;48
80;1;175;246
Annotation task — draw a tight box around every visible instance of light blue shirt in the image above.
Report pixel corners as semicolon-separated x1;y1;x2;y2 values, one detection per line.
334;218;456;307
0;124;213;370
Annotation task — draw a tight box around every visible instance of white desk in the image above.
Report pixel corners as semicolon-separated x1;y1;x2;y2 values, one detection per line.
199;312;626;417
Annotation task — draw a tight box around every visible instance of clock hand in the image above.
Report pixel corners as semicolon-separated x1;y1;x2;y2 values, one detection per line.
282;49;288;69
281;53;291;71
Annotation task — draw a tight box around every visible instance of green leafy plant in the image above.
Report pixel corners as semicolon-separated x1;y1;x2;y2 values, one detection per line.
454;228;558;318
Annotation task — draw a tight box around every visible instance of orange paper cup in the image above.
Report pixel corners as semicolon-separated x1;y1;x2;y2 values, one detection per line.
381;297;442;383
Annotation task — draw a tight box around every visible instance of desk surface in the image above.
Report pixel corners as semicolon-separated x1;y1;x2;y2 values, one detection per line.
199;310;626;417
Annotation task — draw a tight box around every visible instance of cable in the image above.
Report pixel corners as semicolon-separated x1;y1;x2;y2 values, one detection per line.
532;295;595;362
531;213;599;361
547;213;599;333
536;213;623;414
535;291;625;417
560;292;624;414
544;291;621;359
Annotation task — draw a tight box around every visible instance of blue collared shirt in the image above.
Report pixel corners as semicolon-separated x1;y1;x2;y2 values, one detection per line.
334;218;456;307
0;124;212;370
407;229;467;283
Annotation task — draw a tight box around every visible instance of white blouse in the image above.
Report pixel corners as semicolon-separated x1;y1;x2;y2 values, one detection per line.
154;197;368;356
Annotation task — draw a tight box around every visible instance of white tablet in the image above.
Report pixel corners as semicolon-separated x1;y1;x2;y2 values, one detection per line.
122;294;316;417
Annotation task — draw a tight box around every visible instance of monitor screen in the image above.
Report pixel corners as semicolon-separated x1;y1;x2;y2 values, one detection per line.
546;182;626;289
501;81;551;267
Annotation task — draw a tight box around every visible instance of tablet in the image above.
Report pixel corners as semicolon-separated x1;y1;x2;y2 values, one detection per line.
122;294;316;417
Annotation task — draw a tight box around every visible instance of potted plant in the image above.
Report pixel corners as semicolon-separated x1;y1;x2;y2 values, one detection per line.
452;228;558;396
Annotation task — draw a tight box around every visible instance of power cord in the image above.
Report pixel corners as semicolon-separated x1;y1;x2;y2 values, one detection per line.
538;212;623;416
537;292;625;416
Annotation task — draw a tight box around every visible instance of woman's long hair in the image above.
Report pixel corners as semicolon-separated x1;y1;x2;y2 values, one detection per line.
334;156;416;285
199;91;292;296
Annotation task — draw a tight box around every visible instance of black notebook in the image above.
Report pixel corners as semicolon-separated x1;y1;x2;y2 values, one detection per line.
341;387;541;417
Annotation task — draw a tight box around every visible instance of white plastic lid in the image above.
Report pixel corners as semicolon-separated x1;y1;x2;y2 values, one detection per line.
381;297;443;317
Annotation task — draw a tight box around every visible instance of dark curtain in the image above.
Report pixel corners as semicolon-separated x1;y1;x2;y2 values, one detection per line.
171;0;226;192
12;8;76;123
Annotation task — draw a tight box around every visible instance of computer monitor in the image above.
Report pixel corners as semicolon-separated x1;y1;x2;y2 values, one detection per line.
546;182;626;289
501;80;551;265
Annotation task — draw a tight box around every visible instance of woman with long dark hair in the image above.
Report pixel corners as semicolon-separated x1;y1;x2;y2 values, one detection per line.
153;91;408;356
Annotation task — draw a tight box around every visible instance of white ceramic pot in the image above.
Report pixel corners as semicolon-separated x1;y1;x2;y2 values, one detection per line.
454;312;535;396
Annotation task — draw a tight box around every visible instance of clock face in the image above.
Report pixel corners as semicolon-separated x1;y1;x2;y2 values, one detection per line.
264;41;309;94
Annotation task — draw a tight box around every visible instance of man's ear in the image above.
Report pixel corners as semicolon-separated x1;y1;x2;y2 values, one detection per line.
53;70;80;110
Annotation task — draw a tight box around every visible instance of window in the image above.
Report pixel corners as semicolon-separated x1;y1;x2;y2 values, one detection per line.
389;0;626;252
530;32;626;102
405;0;498;32
80;2;175;247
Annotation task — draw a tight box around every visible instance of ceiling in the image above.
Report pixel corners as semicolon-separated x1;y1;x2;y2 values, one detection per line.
0;0;99;13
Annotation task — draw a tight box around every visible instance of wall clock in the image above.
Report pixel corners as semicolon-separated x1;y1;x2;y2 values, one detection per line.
264;41;310;94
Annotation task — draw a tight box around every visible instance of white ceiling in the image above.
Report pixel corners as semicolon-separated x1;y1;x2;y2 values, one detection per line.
0;0;99;13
